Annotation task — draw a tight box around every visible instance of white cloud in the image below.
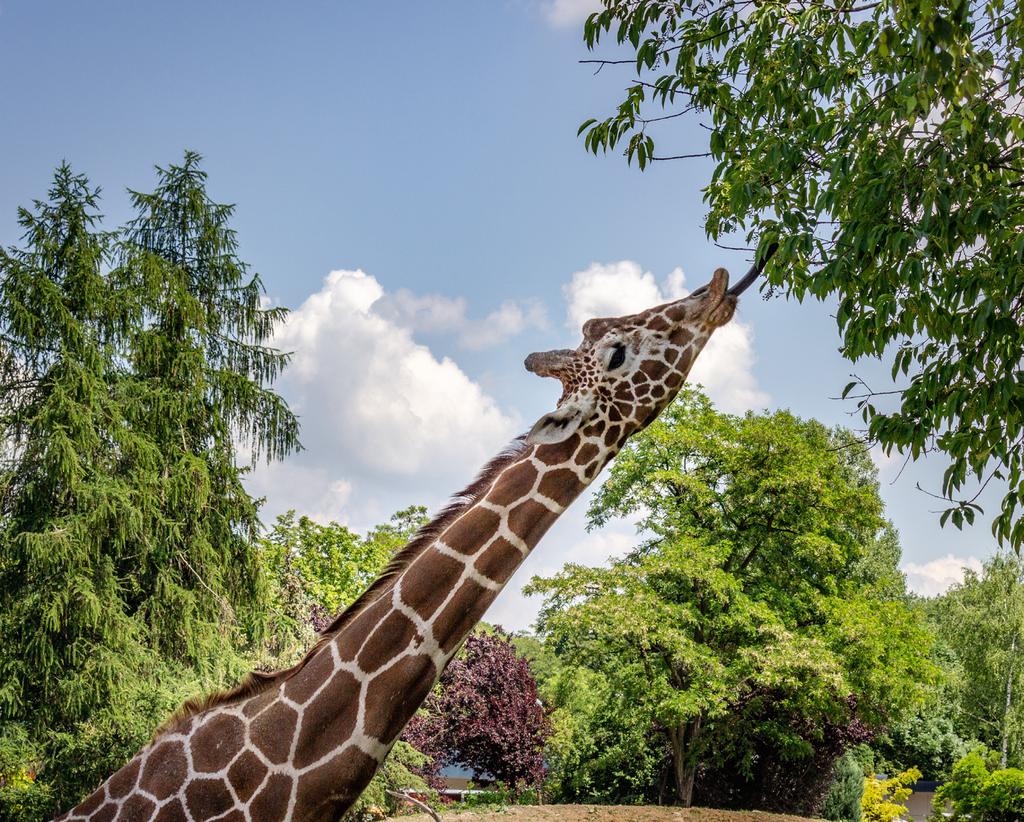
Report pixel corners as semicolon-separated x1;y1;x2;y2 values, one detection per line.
249;463;353;527
902;553;984;597
563;260;770;413
460;300;547;350
542;0;603;27
247;269;520;529
564;260;666;330
372;288;546;350
372;289;468;334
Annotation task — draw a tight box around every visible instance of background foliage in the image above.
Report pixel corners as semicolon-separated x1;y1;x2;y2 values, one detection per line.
527;388;933;810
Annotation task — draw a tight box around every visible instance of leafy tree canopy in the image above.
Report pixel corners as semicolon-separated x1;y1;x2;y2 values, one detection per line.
256;506;427;663
869;702;969;781
578;0;1024;548
527;389;934;808
404;630;552;791
931;553;1024;767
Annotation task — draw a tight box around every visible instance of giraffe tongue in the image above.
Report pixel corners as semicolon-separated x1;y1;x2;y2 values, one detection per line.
726;242;779;297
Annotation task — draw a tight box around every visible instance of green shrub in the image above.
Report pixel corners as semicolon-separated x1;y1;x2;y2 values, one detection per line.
0;724;56;822
438;781;542;813
937;748;991;815
454;783;519;809
862;767;920;822
0;779;55;822
821;752;864;822
934;749;1024;821
977;768;1024;822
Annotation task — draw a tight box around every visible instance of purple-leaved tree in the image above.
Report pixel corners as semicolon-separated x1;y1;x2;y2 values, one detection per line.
404;630;551;792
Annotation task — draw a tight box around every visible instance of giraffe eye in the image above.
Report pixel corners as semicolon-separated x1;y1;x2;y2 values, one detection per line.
608;344;626;370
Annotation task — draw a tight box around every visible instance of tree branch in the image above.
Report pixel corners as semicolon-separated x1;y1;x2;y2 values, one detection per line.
386;790;442;821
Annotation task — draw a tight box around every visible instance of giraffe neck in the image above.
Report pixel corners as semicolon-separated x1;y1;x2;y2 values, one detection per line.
57;428;615;822
376;427;601;667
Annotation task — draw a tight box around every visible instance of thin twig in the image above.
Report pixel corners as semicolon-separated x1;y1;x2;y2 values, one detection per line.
651;152;713;160
386;790;442;822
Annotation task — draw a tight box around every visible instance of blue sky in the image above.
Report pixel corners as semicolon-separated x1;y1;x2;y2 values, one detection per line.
0;1;997;626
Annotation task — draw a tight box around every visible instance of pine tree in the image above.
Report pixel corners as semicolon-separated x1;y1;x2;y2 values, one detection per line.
821;752;864;822
0;157;301;815
0;164;141;731
114;151;300;666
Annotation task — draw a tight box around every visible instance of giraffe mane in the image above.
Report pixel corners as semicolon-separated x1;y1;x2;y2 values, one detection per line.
154;434;530;737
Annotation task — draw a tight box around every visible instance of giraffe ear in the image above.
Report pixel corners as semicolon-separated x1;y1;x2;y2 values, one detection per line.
527;402;588;445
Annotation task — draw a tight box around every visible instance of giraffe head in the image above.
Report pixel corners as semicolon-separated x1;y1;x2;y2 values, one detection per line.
525;267;736;448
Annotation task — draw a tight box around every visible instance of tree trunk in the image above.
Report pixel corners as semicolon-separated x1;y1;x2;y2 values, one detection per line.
669;716;702;807
1002;631;1016;769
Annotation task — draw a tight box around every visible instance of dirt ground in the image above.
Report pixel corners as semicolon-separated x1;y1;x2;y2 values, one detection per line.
392;805;819;822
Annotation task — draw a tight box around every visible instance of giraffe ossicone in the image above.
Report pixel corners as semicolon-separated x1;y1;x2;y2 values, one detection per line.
57;266;740;822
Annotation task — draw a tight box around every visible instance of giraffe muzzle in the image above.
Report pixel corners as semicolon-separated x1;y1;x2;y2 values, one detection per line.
688;267;730;301
524;348;574;378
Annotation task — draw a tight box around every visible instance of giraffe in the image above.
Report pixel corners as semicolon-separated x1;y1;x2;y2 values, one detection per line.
56;265;749;822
